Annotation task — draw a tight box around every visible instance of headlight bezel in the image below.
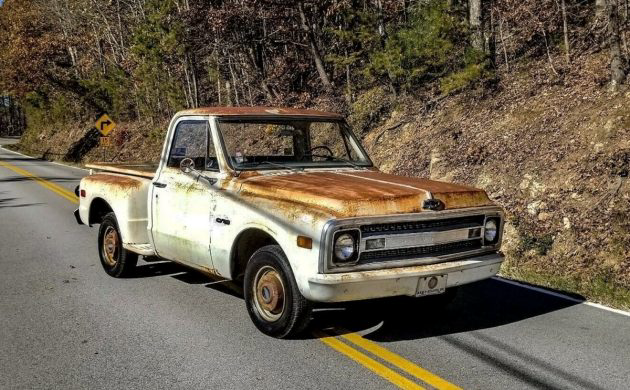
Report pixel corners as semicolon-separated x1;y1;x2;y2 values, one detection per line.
332;230;360;264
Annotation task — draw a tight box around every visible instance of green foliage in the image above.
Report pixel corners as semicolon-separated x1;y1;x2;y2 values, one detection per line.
518;233;555;256
23;91;74;135
365;0;486;93
324;9;383;91
80;66;135;119
348;87;391;135
440;62;487;95
130;0;186;116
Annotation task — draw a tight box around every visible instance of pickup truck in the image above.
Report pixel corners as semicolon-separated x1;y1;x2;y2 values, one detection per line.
75;107;504;338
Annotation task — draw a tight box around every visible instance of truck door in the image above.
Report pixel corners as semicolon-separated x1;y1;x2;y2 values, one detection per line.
150;118;219;270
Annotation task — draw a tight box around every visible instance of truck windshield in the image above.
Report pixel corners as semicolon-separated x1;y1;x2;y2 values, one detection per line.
218;119;372;170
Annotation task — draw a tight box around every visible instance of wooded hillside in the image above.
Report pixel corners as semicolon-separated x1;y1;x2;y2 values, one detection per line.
0;0;627;125
1;0;629;307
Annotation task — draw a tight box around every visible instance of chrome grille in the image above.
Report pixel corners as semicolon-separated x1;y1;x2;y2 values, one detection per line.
356;214;486;264
359;239;482;264
360;215;485;237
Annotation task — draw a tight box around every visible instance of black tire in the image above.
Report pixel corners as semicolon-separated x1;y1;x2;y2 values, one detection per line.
244;245;312;338
97;212;138;278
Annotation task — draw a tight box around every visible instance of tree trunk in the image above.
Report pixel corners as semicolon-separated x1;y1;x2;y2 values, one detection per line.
469;0;484;51
376;0;386;45
596;0;607;20
228;56;240;106
607;0;627;88
499;15;509;71
297;2;333;91
487;1;496;64
562;0;571;64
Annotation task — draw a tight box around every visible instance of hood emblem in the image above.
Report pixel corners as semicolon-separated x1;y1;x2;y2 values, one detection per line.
423;199;445;211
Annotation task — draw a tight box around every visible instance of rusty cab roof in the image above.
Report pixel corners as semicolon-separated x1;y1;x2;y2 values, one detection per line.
176;107;344;120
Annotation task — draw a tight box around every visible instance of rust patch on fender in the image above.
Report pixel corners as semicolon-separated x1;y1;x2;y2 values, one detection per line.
83;174;143;190
432;190;493;209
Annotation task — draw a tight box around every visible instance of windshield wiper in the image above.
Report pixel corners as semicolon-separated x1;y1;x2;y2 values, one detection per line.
256;161;304;172
325;156;362;169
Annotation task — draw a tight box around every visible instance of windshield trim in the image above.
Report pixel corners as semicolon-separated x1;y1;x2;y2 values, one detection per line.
214;116;374;172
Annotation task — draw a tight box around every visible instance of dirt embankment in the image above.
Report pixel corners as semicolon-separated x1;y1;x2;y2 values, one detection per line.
363;54;630;307
11;54;630;308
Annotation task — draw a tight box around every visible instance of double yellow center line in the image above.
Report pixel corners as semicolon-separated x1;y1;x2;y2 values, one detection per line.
315;329;461;389
0;160;79;204
0;156;460;390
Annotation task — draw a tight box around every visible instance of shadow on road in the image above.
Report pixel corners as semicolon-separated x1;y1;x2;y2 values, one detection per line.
131;258;583;342
131;259;244;298
311;278;583;342
0;156;46;163
121;258;599;389
0;195;44;210
0;176;78;184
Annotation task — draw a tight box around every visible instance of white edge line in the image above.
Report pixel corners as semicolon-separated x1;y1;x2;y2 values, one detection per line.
493;276;630;318
0;145;89;172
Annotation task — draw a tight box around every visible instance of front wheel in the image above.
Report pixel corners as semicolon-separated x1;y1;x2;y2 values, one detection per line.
97;212;138;278
244;245;312;338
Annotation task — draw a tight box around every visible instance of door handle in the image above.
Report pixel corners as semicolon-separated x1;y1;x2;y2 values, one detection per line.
153;182;167;188
215;218;230;225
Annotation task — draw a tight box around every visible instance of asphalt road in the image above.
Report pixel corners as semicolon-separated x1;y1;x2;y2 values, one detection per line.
1;139;629;390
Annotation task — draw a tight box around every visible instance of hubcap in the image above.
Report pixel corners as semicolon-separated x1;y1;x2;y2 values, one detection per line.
102;226;119;267
253;266;285;322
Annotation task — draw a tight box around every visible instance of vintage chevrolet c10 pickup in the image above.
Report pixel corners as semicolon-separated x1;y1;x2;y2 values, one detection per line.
74;107;504;338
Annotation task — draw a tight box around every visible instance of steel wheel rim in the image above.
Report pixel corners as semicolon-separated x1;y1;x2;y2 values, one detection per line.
253;265;286;322
102;226;119;267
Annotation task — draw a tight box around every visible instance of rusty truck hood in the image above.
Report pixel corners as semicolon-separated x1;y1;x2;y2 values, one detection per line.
236;170;493;218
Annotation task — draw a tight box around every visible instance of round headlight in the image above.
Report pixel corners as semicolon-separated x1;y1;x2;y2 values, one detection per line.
334;233;356;262
484;219;498;243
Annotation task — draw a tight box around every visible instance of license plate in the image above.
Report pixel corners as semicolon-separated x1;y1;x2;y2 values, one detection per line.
415;275;447;297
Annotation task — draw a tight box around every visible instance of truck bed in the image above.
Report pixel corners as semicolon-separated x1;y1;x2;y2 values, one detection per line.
85;162;158;179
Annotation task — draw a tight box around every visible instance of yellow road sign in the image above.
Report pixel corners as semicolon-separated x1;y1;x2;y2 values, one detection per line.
100;136;111;147
95;114;116;136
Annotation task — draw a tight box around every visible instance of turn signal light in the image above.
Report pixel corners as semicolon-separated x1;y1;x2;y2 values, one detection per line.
297;235;312;249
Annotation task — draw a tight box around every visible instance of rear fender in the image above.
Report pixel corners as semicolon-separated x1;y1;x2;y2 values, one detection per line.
80;174;151;244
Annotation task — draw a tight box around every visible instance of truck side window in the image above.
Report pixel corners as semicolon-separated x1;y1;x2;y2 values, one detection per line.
167;121;216;170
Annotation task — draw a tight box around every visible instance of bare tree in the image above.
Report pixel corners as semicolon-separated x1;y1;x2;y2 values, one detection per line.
470;0;484;51
561;0;571;64
607;0;627;89
596;0;607;20
297;1;333;91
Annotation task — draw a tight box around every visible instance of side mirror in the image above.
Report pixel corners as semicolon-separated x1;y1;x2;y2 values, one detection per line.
180;158;195;174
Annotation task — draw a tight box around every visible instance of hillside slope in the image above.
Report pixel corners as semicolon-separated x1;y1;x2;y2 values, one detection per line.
363;54;630;307
11;54;630;308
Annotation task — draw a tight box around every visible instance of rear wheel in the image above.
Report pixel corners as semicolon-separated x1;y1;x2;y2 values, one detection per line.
244;245;312;338
98;212;138;278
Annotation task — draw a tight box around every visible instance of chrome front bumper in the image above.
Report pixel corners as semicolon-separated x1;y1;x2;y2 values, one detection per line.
307;252;503;302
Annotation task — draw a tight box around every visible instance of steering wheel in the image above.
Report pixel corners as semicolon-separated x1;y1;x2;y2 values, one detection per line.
309;145;334;158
